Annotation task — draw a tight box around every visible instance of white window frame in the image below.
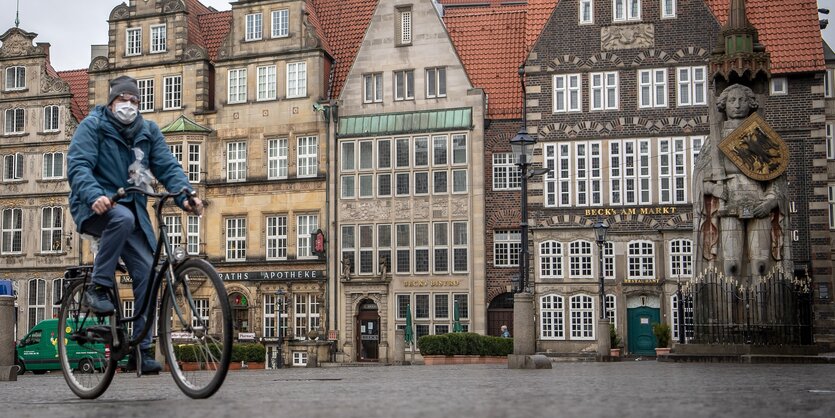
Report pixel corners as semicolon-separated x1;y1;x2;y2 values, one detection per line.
613;0;641;22
267;138;288;180
41;206;63;253
553;74;582;113
669;238;693;278
228;68;247;104
286;62;307;98
5;108;24;134
828;184;835;229
539;240;564;279
187;143;201;183
164;215;183;249
628;240;655;280
394;69;415;101
225;217;247;261
137;78;154;112
2;208;23;254
297;135;318;178
493;230;520;267
296;214;318;259
246;13;263;41
27;279;46;331
150;24;167;53
43;105;59;132
363;73;383;103
570;294;595;340
826;69;834;98
579;0;594;24
399;9;412;45
492;153;521;191
671;293;693;342
163;75;182;110
5;66;25;91
126;27;142;56
568;240;593;278
123;300;134;336
590;71;619;110
676;66;707;106
226;141;247;182
638;69;667;108
271;9;289;38
263;294;277;338
661;0;676;18
396;223;411;273
770;77;787;96
257;65;277;101
187;215;200;254
192;299;210;329
540;294;565;340
42;152;64;180
266;215;288;260
359;224;375;274
605;294;617;325
827;123;835;160
426;67;447;98
609;141;623;205
543;143;572;207
415;223;430;274
3;152;24;181
452;222;468;273
658;137;687;204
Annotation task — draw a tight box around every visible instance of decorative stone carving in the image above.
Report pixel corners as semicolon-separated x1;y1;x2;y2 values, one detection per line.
450;197;468;217
0;28;39;58
41;66;69;93
110;4;130;20
182;44;207;61
601;24;654;51
394;201;410;219
302;10;320;49
163;0;186;13
89;56;109;71
413;199;430;219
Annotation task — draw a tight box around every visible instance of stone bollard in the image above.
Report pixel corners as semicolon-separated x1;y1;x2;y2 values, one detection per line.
596;319;611;358
512;292;535;355
393;329;405;365
0;295;17;381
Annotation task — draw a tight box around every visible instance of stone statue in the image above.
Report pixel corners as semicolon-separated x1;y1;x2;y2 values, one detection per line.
693;83;788;278
341;255;352;280
379;256;389;279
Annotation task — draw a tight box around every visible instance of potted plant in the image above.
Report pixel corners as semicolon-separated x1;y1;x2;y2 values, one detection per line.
609;324;622;357
652;322;672;356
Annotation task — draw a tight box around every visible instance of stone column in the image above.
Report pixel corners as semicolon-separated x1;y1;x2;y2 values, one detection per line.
393;329;405;365
597;319;611;357
512;292;534;355
0;295;17;381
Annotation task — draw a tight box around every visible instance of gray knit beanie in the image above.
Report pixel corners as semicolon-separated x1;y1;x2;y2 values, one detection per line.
107;75;141;105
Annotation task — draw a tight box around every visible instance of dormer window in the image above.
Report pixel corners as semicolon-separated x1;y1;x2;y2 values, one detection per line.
126;28;142;56
246;13;263;41
396;6;412;46
613;0;640;22
5;66;25;91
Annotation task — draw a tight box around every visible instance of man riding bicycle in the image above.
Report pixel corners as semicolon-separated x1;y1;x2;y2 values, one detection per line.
67;75;203;374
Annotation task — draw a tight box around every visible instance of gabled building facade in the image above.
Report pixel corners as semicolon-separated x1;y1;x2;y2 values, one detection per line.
332;0;486;362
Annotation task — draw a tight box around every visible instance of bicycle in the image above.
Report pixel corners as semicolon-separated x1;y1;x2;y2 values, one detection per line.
57;186;232;399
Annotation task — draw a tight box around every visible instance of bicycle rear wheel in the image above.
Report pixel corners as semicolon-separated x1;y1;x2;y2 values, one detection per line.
159;258;232;399
58;280;117;399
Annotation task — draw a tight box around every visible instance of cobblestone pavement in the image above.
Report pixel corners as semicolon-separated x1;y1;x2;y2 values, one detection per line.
4;362;835;418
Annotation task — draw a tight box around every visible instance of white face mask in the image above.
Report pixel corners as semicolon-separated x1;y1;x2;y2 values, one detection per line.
113;101;138;124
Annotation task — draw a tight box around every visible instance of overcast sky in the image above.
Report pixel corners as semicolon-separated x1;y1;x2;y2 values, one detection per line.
1;0;835;71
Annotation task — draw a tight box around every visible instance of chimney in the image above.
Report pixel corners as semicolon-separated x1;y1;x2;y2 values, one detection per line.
37;42;51;63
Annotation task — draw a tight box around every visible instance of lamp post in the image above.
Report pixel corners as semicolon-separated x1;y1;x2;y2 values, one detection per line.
275;289;286;369
593;218;609;320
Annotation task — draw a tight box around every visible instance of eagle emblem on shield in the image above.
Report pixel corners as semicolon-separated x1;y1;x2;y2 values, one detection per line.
719;112;788;181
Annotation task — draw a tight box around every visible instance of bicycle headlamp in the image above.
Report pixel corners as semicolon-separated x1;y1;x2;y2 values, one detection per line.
172;246;187;262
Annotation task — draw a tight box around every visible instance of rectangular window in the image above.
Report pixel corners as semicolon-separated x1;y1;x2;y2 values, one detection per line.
169;144;183;167
492;153;520;190
187;144;201;183
378;139;391;169
5;108;24;134
553;74;582;112
433;171;448;194
296;214;318;259
433;135;448;166
126;28;141;56
3;152;24;181
287;62;307;98
297;136;318;177
570;295;595;339
263;295;277;338
150;24;167;53
414;172;429;195
163;75;182;109
677;66;707;106
257;65;277;101
452;134;467;164
40;207;62;253
426;67;447;98
580;0;594;24
590;71;618;110
342;225;356;275
493;230;520;267
359;225;374;274
394;70;415;101
435;294;449;319
828;123;835;160
398;8;412;45
363;73;383;103
770;77;787;95
341;175;356;199
246;13;263;41
359;174;373;198
452;169;467;193
293;294;320;339
432;223;448;273
415;223;430;273
826;69;834;98
5;66;25;90
164;215;183;249
122;300;134;336
27;279;45;332
187;215;200;254
613;0;641;22
415;294;430;319
43;105;59;132
225;217;246;261
226;141;247;182
396;138;410;168
271;9;289;38
137;79;154;112
830;185;835;229
669;239;693;277
378;174;391;197
359;141;374;170
395;173;410;196
544;143;572;207
42;152;64;179
267;138;288;179
638;69;667;108
396;223;410;273
3;208;22;252
540;295;565;339
452;222;468;273
378;225;392;275
228;68;247;104
661;0;676;18
342;142;356;171
266;215;288;260
413;137;428;167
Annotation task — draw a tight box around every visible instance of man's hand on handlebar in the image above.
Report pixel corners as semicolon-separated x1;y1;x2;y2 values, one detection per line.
184;195;204;216
91;195;114;215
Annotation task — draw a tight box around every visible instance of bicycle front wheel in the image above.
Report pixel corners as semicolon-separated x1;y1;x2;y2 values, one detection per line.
58;280;117;399
159;258;232;399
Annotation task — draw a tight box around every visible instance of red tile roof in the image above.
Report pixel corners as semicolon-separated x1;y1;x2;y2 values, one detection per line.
198;10;232;62
524;0;558;51
310;0;379;99
707;0;824;74
57;69;90;122
185;0;213;50
306;0;332;57
445;10;528;119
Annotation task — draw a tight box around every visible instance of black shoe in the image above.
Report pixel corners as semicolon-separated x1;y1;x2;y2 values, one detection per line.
126;349;162;374
84;285;115;314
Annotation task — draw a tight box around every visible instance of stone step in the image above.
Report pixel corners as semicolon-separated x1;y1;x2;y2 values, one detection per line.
537;352;598;362
319;361;390;367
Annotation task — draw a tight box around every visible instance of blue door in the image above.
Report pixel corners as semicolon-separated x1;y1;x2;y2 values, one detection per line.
627;307;660;356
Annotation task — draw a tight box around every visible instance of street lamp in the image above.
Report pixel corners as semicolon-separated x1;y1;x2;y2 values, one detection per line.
275;288;286;369
511;128;536;294
593;218;609;320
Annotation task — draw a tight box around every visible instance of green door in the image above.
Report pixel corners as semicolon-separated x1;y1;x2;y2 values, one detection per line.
627;307;660;356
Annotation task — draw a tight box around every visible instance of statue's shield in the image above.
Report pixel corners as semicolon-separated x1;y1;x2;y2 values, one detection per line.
719;113;788;181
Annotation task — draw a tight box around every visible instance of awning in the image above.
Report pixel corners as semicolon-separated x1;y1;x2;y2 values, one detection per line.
337;107;472;138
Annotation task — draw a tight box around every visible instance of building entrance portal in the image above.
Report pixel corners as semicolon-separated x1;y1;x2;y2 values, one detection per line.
356;299;380;361
487;293;514;337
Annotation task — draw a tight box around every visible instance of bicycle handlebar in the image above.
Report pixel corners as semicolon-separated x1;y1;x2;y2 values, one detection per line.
111;186;202;215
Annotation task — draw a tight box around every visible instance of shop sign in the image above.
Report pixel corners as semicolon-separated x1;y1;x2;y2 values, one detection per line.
238;332;256;341
584;207;678;217
260;337;281;343
403;279;461;288
220;270;325;281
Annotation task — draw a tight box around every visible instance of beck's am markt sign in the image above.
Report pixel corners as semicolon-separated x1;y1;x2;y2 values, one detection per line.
220;270;325;281
584;206;680;217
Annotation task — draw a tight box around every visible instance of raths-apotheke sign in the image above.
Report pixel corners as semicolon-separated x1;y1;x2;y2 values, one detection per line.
220;270;325;281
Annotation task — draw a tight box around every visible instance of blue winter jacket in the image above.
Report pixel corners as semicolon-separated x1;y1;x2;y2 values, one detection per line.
67;106;191;250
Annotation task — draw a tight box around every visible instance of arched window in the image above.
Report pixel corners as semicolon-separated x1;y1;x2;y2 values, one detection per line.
568;240;593;278
627;240;655;280
539;294;565;340
539;240;563;278
569;294;595;340
669;239;693;277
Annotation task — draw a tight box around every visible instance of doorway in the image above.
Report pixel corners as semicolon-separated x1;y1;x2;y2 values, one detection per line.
627;306;660;356
487;292;514;337
229;292;250;333
356;299;380;362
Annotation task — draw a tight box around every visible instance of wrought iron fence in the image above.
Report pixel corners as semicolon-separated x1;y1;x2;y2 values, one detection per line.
679;266;813;345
